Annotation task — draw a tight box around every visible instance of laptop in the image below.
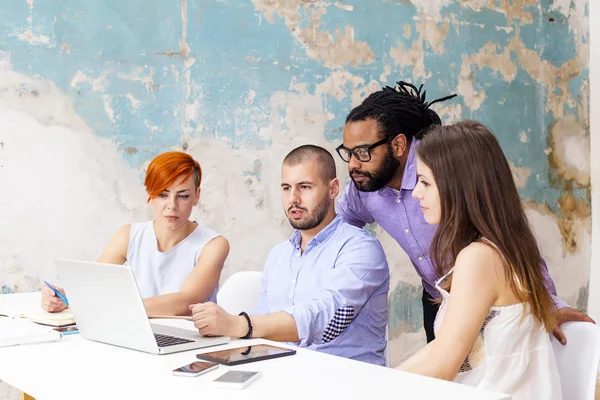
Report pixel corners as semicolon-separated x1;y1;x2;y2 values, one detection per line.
54;258;230;354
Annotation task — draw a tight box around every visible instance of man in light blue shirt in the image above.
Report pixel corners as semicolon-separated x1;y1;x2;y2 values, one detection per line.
191;145;390;365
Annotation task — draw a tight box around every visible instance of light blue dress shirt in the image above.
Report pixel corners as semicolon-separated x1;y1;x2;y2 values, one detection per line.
253;215;389;366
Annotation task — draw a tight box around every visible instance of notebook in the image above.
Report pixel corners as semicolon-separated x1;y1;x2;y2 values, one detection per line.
0;301;75;327
0;318;62;347
18;309;75;327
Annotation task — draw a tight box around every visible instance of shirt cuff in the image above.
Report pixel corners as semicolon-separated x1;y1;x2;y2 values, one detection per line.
282;305;310;346
552;294;570;311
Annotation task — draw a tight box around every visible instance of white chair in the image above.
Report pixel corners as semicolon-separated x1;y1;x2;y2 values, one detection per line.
216;271;263;315
550;321;600;400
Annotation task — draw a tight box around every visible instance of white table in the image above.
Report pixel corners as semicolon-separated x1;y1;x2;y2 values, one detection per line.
0;293;511;400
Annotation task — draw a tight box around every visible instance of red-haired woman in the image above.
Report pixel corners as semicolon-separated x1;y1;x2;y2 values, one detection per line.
42;151;229;317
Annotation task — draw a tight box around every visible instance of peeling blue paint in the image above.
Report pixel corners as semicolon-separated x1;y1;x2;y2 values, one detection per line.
0;0;590;322
243;159;263;182
1;1;587;170
364;223;378;237
0;285;14;294
388;282;423;336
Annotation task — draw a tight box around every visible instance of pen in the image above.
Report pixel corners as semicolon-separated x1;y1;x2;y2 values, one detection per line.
43;281;69;306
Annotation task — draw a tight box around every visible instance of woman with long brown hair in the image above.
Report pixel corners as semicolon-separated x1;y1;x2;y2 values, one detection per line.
397;121;562;399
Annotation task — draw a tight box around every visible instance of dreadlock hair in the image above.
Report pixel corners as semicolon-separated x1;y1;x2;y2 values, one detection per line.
346;81;457;142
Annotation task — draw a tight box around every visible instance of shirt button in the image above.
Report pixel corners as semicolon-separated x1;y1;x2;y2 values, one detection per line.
418;256;423;261
405;228;409;233
395;198;401;203
292;279;297;284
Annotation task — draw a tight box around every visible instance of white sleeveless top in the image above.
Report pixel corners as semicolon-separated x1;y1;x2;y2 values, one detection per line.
434;239;562;400
126;221;220;303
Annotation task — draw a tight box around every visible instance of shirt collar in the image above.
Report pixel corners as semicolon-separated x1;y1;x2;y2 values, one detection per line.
376;139;419;196
400;139;419;191
289;214;343;248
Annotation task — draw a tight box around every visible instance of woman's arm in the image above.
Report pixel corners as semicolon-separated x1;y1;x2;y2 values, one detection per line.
396;340;435;371
143;236;229;316
399;242;502;380
97;225;130;264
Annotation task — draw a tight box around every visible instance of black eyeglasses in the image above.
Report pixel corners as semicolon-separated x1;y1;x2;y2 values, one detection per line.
335;137;390;163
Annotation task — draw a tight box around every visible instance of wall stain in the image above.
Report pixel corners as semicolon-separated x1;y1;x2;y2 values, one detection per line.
576;283;589;313
155;51;182;58
122;147;139;155
155;0;189;59
388;282;423;338
525;198;590;255
0;285;14;294
251;0;375;68
487;0;537;25
544;90;591;253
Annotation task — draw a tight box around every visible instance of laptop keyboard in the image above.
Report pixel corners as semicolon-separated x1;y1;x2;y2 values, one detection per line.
154;333;194;348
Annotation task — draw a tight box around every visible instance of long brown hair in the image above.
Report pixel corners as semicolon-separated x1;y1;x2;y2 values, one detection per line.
417;121;555;331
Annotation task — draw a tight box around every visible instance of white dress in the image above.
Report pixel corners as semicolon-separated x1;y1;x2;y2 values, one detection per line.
126;221;221;303
433;240;563;400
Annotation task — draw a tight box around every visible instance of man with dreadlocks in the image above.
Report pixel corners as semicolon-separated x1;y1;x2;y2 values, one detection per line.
335;80;593;345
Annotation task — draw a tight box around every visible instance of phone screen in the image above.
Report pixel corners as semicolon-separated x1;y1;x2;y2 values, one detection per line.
197;344;296;365
214;370;259;383
54;326;78;334
173;361;218;375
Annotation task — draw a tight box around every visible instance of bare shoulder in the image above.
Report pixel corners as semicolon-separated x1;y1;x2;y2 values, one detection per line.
200;235;230;257
208;235;229;250
98;224;131;264
454;240;505;281
115;224;132;238
106;224;131;247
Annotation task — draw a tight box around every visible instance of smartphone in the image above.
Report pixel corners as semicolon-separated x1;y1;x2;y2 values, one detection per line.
53;326;79;335
196;344;296;366
172;361;219;377
213;370;261;389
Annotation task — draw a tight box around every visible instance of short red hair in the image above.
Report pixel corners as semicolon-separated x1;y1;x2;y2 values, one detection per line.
144;152;202;201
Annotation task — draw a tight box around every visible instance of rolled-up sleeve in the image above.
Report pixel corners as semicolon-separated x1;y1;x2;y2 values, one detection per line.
336;184;374;228
282;235;389;346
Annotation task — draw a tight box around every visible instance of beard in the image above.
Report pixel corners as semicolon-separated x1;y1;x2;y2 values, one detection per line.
286;195;330;230
351;146;401;192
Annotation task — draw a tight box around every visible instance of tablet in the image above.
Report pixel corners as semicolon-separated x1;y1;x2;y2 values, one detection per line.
196;344;296;366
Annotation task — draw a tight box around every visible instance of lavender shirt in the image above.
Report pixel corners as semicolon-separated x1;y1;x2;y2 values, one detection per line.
337;140;568;309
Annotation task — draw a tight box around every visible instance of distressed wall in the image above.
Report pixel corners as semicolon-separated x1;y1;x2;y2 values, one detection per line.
0;0;590;388
588;0;599;323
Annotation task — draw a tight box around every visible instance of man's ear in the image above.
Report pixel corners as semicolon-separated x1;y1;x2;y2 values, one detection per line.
330;178;340;199
391;134;408;158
